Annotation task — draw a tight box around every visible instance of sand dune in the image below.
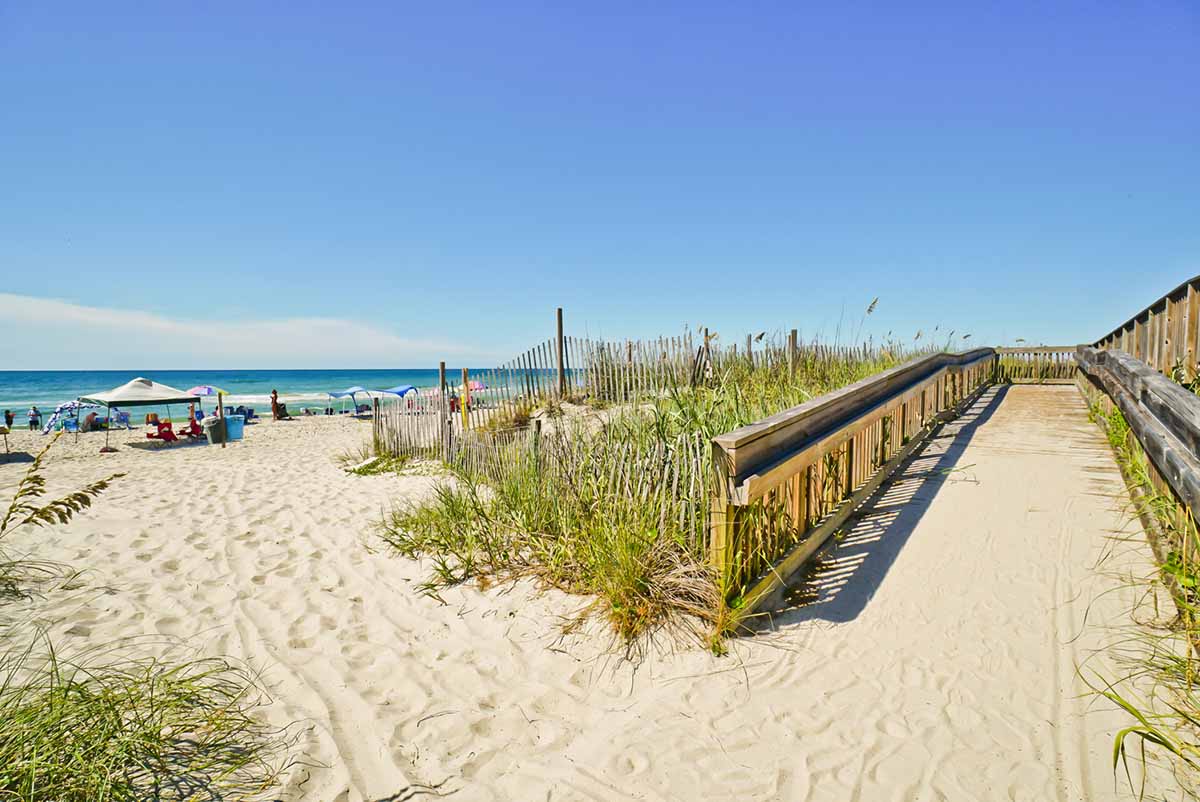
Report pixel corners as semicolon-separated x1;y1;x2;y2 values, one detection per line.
0;390;1158;800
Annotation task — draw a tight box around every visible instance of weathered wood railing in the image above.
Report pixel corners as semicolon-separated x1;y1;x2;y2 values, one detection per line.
1095;273;1200;377
710;348;997;613
994;346;1079;384
1076;345;1200;632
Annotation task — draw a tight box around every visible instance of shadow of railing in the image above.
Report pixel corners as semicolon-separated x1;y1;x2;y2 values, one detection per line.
757;383;1009;628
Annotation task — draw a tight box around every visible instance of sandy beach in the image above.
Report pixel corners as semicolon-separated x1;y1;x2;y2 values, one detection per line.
0;390;1157;801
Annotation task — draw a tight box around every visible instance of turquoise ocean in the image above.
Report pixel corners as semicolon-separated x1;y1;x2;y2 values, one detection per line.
0;369;472;426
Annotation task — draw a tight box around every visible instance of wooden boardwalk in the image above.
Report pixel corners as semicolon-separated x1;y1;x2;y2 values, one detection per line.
752;383;1152;800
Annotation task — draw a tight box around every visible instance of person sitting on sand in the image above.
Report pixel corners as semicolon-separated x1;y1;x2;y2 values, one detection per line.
81;411;99;432
27;406;40;431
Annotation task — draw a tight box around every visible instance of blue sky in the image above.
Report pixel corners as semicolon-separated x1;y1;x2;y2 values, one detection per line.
1;1;1197;368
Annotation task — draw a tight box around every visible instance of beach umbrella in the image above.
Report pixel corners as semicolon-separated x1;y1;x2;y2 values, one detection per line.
185;386;227;415
380;385;417;397
186;385;228;397
464;380;486;392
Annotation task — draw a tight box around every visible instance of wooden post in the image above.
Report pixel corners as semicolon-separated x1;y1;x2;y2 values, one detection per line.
438;361;448;458
710;442;735;600
461;367;470;430
788;328;798;372
556;307;566;399
217;392;226;449
746;333;753;363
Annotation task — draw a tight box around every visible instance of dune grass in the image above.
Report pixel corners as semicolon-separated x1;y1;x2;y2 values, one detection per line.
0;634;294;802
1088;401;1200;797
0;434;295;801
381;330;914;648
0;434;122;599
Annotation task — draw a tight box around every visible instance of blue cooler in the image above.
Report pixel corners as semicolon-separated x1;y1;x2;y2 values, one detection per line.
224;414;245;441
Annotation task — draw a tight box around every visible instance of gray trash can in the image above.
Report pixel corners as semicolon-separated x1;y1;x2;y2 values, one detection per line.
201;416;226;444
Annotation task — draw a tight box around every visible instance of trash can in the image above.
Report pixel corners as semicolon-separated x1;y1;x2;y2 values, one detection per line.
224;414;245;441
202;416;226;444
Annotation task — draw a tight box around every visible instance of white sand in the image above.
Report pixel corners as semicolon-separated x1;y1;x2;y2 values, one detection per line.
0;387;1161;800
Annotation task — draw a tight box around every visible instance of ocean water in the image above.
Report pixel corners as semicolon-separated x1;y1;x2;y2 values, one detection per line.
0;369;470;426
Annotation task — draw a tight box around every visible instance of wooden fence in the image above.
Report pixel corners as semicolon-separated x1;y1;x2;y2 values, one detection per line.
709;348;997;612
993;346;1078;384
1095;273;1200;377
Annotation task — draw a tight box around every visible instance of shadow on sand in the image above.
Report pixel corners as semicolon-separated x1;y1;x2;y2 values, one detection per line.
753;383;1009;630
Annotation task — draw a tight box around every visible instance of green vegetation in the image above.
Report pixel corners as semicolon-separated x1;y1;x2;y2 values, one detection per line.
0;637;293;802
1088;401;1200;798
349;455;411;476
0;434;121;598
0;435;293;801
382;329;914;649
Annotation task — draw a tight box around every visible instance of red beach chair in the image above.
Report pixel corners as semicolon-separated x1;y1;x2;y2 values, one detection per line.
146;421;179;443
177;419;204;440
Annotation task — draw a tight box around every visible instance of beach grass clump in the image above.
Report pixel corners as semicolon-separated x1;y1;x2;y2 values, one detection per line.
0;435;295;801
0;434;122;598
383;416;720;645
0;635;293;802
348;455;411;476
1087;400;1200;797
382;332;912;646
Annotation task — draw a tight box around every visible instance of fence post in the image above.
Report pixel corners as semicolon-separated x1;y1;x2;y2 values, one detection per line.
217;392;225;449
439;361;448;459
556;307;566;399
372;397;380;451
788;328;798;372
461;367;470;430
746;333;752;363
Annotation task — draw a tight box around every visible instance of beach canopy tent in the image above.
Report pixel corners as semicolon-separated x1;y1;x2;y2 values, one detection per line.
79;377;199;450
380;385;416;397
328;386;374;415
41;401;103;435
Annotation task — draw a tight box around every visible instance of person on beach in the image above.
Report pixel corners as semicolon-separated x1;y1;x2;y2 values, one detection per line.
3;410;12;429
270;389;292;421
27;406;41;431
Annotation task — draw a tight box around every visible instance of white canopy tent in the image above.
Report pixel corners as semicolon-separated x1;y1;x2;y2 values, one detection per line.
79;377;199;451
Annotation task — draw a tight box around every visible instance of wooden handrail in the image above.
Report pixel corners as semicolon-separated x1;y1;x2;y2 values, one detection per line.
1076;346;1200;518
995;346;1078;354
714;348;996;494
711;348;997;613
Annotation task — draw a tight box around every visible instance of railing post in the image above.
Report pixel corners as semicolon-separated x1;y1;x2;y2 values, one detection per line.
710;441;736;599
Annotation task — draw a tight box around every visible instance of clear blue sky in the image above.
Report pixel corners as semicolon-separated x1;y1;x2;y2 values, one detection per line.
2;1;1198;368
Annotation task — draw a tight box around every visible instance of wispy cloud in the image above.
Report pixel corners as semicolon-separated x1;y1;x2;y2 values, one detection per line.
1;293;492;369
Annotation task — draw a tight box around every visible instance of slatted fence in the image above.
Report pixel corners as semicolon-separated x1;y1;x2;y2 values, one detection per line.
993;346;1079;384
